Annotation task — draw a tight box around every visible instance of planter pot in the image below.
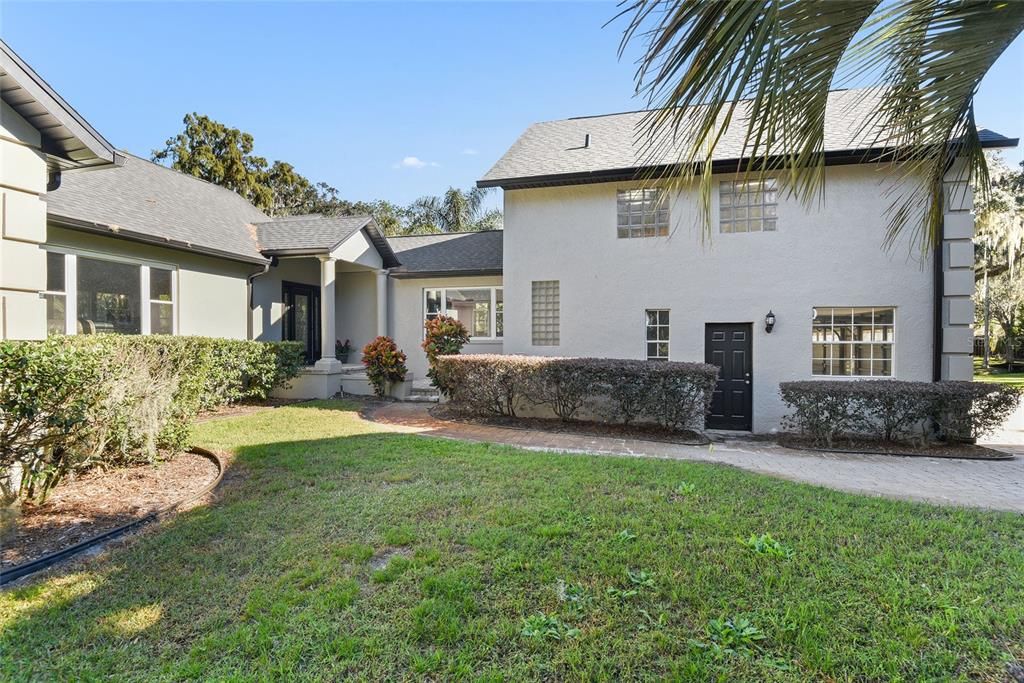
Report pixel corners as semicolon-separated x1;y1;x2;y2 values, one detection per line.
336;353;350;364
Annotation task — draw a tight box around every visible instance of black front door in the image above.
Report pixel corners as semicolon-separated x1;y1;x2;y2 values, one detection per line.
705;323;753;430
283;281;321;364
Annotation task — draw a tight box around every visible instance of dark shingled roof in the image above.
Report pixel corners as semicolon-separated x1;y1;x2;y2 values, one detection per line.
255;214;400;267
48;153;269;263
388;230;503;277
479;88;1019;189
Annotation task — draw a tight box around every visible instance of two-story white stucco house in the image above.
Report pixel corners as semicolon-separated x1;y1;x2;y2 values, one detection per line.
1;39;1017;432
478;92;1017;431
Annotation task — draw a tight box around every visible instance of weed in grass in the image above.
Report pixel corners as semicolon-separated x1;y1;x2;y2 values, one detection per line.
638;609;668;631
743;533;795;559
556;580;592;616
675;481;696;496
615;529;638;542
606;586;639;601
521;613;580;640
627;569;655;588
692;616;766;659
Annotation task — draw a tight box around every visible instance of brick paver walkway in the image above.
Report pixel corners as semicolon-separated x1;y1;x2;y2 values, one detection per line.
367;403;1024;513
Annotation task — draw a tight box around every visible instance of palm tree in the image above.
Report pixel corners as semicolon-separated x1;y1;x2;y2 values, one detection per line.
407;187;496;233
616;0;1024;249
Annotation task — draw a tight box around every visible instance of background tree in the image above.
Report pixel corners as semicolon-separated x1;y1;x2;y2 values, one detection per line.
153;114;502;235
618;0;1024;250
153;113;274;211
982;271;1024;370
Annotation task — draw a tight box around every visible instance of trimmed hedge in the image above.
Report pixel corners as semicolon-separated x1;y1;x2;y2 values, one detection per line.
779;380;1022;446
432;355;719;430
0;335;303;502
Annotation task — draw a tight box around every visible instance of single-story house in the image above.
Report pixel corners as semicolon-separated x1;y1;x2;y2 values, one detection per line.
0;40;1017;431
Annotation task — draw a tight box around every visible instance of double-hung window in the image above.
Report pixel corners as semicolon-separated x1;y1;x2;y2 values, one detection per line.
812;307;894;377
45;249;177;336
424;286;503;340
720;178;777;233
617;189;669;238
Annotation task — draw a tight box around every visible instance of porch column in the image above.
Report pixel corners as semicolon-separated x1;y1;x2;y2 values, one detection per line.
376;269;388;338
315;255;342;372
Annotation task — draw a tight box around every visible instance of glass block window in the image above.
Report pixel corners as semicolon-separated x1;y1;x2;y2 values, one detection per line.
617;189;669;238
812;307;895;377
646;309;669;360
531;280;560;346
720;178;778;233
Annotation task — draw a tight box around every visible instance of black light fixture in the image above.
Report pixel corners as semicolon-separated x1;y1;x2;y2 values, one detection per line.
765;310;776;334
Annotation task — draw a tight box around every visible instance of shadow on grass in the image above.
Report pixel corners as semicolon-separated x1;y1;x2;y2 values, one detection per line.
2;400;1022;680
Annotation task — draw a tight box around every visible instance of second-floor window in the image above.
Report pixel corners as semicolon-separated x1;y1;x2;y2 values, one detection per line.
617;189;668;238
720;178;777;233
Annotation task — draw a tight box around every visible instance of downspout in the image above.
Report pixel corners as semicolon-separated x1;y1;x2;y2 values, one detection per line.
932;236;944;382
246;257;276;340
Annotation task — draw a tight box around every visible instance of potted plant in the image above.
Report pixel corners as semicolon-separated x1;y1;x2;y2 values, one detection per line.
361;336;408;398
336;338;353;363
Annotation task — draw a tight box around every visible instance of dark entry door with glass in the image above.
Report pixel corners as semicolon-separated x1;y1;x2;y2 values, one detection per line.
283;282;320;364
705;323;753;430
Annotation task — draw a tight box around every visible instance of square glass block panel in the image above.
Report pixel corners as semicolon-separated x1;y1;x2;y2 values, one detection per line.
46;252;65;292
77;256;141;335
810;306;895;376
616;189;669;238
151;302;174;334
719;177;778;233
446;288;492;337
532;280;560;346
150;268;173;302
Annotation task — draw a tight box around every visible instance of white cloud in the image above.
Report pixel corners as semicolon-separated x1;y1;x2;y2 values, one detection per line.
394;156;439;169
461;148;479;156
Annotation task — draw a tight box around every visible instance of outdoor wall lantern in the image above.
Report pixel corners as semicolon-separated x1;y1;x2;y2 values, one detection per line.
765;310;776;334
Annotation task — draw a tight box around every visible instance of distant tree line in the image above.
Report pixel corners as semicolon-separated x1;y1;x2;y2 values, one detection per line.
152;113;501;235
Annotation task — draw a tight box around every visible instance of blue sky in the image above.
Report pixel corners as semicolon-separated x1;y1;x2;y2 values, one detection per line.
2;1;1022;211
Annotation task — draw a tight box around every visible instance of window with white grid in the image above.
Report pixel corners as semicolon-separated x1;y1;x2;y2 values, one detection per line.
617;189;669;238
720;178;777;233
531;280;559;346
812;307;895;377
645;309;669;360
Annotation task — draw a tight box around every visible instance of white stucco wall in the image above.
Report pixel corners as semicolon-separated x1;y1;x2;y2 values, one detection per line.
336;269;379;359
251;257;319;342
389;275;504;379
502;165;935;432
47;226;253;339
1;101;48;339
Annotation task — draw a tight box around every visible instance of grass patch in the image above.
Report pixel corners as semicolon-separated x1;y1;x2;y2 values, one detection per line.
974;357;1024;387
1;400;1022;680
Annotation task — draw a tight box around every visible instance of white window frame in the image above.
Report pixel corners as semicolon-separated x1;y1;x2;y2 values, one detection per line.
719;177;778;233
44;247;178;336
811;306;896;378
423;286;503;341
645;309;670;360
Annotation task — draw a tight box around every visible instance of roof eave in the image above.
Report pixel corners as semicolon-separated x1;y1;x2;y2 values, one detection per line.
389;268;503;280
49;213;269;265
1;40;121;171
478;139;1021;190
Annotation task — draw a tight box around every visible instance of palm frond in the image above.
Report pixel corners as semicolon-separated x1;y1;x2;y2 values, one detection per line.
617;0;1024;250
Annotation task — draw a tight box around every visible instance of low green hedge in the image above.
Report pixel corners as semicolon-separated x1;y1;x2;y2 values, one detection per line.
779;380;1022;446
0;335;303;502
432;355;719;430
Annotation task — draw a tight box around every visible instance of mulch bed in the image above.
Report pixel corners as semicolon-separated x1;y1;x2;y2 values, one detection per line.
778;434;1013;461
429;406;709;446
2;451;220;570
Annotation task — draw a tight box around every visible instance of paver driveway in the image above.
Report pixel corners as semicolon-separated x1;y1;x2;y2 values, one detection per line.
367;402;1024;513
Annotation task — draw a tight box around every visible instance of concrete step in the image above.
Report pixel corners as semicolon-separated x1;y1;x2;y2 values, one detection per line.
403;393;440;403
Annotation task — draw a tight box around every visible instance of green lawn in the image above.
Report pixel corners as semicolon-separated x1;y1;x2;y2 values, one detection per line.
974;357;1024;387
2;401;1022;681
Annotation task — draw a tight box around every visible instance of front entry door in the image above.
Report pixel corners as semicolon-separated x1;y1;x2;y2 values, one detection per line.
705;323;753;430
283;282;321;364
